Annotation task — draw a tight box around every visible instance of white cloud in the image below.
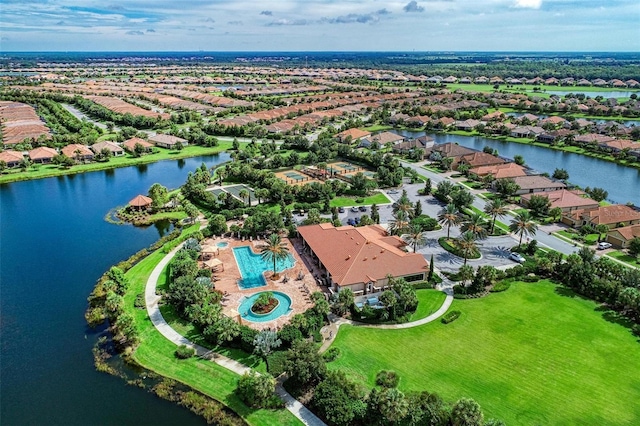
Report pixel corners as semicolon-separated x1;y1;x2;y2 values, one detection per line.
513;0;542;9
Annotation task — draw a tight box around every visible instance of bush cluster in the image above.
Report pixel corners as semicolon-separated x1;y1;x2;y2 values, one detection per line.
441;310;461;324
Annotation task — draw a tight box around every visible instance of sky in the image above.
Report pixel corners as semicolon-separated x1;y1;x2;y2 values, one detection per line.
1;0;639;52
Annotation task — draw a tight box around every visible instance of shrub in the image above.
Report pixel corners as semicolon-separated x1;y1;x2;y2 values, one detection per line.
375;370;399;388
441;310;461;324
490;281;511;293
313;330;323;343
175;344;196;359
504;265;525;278
134;294;145;309
632;324;640;338
322;347;341;363
522;274;540;283
266;351;288;376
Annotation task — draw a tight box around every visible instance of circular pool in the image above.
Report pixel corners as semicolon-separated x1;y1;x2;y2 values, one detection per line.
216;241;229;248
238;291;292;323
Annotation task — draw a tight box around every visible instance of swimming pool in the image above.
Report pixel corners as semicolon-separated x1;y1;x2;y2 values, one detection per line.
238;291;293;323
232;245;295;289
216;241;229;248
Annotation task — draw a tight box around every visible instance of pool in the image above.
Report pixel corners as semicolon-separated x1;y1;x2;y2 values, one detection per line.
216;241;229;248
238;291;293;323
232;245;295;289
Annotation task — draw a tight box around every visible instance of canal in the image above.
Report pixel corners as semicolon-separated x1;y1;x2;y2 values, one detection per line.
0;153;230;425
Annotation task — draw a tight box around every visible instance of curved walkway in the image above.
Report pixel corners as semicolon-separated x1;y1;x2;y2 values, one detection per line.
145;244;326;426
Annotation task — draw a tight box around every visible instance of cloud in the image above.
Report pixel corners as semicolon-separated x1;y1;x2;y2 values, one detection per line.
146;28;155;32
404;1;424;13
513;0;542;9
376;9;391;15
322;9;391;24
204;17;215;23
260;10;272;16
56;20;65;25
227;20;243;25
267;19;308;26
126;30;144;35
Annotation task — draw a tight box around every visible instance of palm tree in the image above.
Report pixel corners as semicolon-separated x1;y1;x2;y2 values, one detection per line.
238;188;250;206
484;199;508;235
595;224;609;242
461;213;488;240
260;234;290;280
509;211;538;248
389;210;410;236
456;231;479;266
438;203;462;239
403;224;427;253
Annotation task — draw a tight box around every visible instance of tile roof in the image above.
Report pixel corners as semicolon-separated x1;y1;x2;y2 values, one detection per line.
28;147;57;160
61;144;93;158
469;162;527;179
566;205;640;226
123;137;153;150
297;223;428;287
512;175;566;191
608;224;640;241
521;190;599;210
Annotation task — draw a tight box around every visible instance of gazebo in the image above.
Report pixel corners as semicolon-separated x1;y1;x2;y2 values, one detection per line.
129;194;153;211
205;258;224;272
200;244;220;259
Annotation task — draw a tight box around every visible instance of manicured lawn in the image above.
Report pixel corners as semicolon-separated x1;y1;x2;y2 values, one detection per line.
606;250;640;268
409;290;447;321
363;124;393;132
330;192;390;207
329;280;640;425
124;248;300;426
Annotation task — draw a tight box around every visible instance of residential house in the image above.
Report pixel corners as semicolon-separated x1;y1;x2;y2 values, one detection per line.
510;126;545;138
28;147;57;164
362;131;405;147
0;150;24;168
455;119;482;131
61;144;94;161
539;116;568;128
598;139;639;153
574;133;616;146
536;129;572;144
454;152;507;170
149;134;188;149
511;175;567;195
469;163;528;179
425;142;475;159
562;205;640;228
297;223;428;295
521;189;599;213
481;111;505;122
335;128;372;144
91;141;125;157
606;224;640;248
123;137;154;153
392;136;435;157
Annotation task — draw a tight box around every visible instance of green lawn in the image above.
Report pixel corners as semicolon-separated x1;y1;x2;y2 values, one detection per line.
329;280;640;425
409;290;447;322
330;192;390;207
606;250;640;268
123;248;300;426
0;143;232;184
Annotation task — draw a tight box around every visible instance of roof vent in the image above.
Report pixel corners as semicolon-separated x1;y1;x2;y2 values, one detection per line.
380;249;385;253
356;242;359;245
373;256;377;260
363;257;367;261
346;255;351;260
365;240;370;244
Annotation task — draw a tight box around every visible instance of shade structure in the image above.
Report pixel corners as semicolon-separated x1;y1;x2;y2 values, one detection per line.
129;194;153;208
204;258;224;271
201;244;219;253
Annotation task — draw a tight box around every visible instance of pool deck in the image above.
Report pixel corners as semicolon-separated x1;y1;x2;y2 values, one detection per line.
200;236;323;330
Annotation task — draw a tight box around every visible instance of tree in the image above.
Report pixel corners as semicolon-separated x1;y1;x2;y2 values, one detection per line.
527;194;552;218
312;370;366;426
513;154;525;166
484;199;508;234
389;210;411;236
182;201;200;223
494;178;520;199
238;188;251;206
284;339;327;386
423;177;432;195
552;168;569;181
509;211;538;248
438;203;462;239
549;206;563;223
458;264;475;287
435;180;455;199
236;370;276;408
148;183;169;209
253;330;281;358
457;231;479;266
595;224;609;242
371;203;380;224
260;234;290;280
403;224;427;253
451;188;474;210
628;237;640;258
441;156;454;171
428;254;435;281
207;214;228;235
461;213;488;240
451;398;484;426
366;387;409;425
586;187;608;202
350;172;368;193
414;200;423;217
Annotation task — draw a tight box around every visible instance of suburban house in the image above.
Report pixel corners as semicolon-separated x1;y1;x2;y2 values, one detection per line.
425;142;475;159
574;133;616;146
391;136;435;157
91;141;125;157
455;119;482;131
0;150;24;167
365;131;406;146
520;189;599;213
149;134;188;149
454;152;507;170
606;224;640;248
61;144;94;161
123;137;154;153
511;175;567;195
469;162;528;179
297;223;428;295
28;147;57;163
562;205;640;229
510;126;545;138
536;129;572;144
335;128;372;144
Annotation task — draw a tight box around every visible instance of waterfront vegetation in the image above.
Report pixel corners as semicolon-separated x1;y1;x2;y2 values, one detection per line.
329;280;640;425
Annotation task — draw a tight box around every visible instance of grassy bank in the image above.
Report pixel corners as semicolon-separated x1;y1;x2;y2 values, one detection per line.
330;192;391;207
123;246;300;426
329;280;640;425
0;143;232;184
408;289;447;322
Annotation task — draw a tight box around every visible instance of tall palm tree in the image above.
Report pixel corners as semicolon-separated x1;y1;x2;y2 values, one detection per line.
509;211;538;248
403;224;427;253
484;199;508;235
389;210;411;236
461;213;488;240
238;188;250;206
438;203;462;239
260;234;290;280
456;231;479;266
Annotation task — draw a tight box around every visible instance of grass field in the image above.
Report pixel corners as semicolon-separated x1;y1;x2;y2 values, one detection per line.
329;280;640;425
409;289;447;321
330;192;390;207
123;244;300;426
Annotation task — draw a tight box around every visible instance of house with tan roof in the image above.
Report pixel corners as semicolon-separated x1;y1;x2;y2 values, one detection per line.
392;136;435;158
606;224;640;248
521;190;599;213
511;175;566;195
149;134;188;149
469;162;528;179
297;223;428;295
123;137;154;153
0;150;24;168
454;152;507;170
28;147;57;163
61;144;94;162
335;128;371;144
368;131;406;146
91;141;125;157
425;142;475;159
562;205;640;229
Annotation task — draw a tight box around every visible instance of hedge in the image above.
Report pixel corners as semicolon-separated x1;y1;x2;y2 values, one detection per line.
441;310;461;324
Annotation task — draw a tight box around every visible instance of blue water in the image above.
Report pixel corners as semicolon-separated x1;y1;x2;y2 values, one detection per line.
238;292;293;323
216;241;229;248
233;246;295;289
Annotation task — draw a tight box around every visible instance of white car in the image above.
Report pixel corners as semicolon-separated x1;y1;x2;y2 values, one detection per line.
597;242;612;250
350;206;359;212
509;252;526;263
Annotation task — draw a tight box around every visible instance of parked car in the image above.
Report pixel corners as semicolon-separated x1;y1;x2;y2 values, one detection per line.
358;205;367;212
388;189;399;194
509;252;526;264
347;218;356;226
597;242;612;250
350;206;359;212
338;207;345;213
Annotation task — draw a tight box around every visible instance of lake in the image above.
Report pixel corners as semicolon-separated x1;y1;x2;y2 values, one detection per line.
398;130;640;206
544;90;637;99
0;153;230;425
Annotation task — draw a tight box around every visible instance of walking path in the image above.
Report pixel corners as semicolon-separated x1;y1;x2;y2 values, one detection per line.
145;244;326;426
